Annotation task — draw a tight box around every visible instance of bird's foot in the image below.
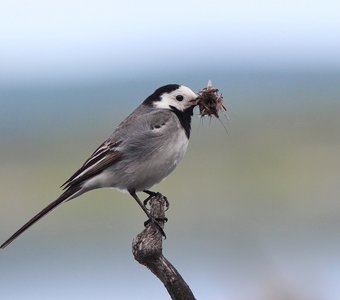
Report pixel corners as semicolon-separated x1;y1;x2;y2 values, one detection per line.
143;191;161;207
144;217;168;238
143;190;169;211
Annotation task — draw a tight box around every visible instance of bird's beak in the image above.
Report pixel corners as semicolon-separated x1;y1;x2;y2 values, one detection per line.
189;94;200;106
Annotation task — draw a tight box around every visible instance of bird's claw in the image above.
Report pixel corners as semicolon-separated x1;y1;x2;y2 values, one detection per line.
163;196;170;211
143;192;161;207
143;191;170;211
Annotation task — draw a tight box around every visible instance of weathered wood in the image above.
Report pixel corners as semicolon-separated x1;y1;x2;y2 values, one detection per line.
132;194;196;300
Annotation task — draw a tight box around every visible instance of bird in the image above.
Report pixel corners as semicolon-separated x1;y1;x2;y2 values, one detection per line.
0;84;199;249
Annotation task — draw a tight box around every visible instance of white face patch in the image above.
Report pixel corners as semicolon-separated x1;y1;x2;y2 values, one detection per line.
153;85;198;111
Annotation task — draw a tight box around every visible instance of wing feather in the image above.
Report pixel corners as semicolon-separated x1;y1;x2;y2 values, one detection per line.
61;109;174;190
61;140;122;189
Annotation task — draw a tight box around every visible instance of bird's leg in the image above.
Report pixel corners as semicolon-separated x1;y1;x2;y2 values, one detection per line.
143;190;170;211
129;190;166;238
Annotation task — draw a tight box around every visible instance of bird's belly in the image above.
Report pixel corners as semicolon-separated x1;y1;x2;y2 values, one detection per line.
134;131;189;191
105;129;189;192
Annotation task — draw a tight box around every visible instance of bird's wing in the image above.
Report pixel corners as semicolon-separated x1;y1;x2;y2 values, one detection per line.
124;110;176;147
61;140;123;190
148;110;174;131
62;109;174;189
115;110;178;166
135;109;175;135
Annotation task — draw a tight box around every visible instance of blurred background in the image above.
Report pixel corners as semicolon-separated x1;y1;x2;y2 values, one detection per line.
1;1;339;299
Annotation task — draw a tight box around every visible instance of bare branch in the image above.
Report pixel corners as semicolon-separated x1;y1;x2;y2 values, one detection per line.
132;194;196;300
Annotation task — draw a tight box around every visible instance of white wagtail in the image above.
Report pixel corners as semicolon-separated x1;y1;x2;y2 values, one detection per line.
0;84;198;249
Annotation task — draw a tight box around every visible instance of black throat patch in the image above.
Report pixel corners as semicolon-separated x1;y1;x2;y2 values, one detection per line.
169;105;194;139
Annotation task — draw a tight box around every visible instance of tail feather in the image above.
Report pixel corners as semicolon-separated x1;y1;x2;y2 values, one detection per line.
0;186;81;249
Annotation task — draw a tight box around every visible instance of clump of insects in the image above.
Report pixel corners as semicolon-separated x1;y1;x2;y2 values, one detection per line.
197;80;227;118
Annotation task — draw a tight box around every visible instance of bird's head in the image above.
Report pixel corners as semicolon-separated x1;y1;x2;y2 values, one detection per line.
143;84;198;112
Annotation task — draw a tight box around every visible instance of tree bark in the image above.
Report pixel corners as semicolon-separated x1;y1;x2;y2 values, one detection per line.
132;194;196;300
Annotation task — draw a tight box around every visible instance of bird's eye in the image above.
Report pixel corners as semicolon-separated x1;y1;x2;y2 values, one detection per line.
176;95;184;101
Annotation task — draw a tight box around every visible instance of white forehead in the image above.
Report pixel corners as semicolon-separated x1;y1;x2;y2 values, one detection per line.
153;85;197;110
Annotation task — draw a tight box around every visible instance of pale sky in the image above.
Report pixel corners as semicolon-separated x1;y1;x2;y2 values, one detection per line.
1;0;340;84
